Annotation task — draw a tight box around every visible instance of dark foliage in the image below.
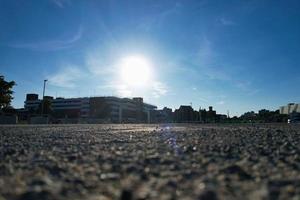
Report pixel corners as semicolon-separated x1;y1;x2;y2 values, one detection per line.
0;75;16;110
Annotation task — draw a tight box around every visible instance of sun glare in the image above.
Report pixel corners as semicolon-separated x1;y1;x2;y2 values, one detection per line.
120;55;152;87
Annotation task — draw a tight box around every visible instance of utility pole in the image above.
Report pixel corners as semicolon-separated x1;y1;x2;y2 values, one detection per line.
41;79;48;116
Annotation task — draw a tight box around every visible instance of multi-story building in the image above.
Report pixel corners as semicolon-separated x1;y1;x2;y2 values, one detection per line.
89;96;156;123
152;107;173;123
24;94;157;123
199;106;217;123
51;97;90;118
174;105;197;122
279;103;300;115
24;94;40;111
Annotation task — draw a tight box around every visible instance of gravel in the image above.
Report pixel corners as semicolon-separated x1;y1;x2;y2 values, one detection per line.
0;123;300;200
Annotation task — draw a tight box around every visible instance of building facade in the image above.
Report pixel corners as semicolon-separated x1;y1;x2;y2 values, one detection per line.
24;94;157;123
279;103;300;114
152;107;173;123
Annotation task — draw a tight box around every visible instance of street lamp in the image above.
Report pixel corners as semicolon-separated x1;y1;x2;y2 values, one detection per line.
42;79;48;115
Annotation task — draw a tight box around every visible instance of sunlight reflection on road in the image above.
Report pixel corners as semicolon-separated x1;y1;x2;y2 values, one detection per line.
160;125;182;156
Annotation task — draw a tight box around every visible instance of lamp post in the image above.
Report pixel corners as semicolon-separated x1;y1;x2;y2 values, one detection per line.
42;79;48;115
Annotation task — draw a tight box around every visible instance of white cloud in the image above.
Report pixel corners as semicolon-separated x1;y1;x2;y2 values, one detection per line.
9;25;82;51
219;18;236;26
86;54;115;76
138;2;182;31
97;83;133;97
100;81;168;99
217;101;225;105
195;37;232;81
51;0;71;8
48;66;84;88
152;81;168;98
235;80;260;96
117;85;133;97
198;96;209;103
236;80;251;91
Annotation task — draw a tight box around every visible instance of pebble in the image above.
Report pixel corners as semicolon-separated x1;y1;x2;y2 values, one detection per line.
0;124;300;200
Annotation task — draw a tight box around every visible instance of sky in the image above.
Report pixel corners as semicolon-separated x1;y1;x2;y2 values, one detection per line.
1;0;300;116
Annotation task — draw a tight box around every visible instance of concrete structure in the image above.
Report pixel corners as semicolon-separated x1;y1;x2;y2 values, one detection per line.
0;115;18;124
52;97;90;118
24;93;40;111
174;106;197;122
279;103;300;114
30;116;49;124
152;107;173;123
89;96;156;123
24;94;157;123
199;106;217;123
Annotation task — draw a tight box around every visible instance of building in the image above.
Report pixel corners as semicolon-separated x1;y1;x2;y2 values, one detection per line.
199;106;217;123
24;93;40;111
89;96;156;123
152;107;173;123
279;103;300;115
172;105;220;123
24;94;157;123
174;105;197;122
52;97;90;118
25;94;90;118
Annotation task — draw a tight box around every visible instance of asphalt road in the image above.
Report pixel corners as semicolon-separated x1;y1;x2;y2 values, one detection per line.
0;124;300;200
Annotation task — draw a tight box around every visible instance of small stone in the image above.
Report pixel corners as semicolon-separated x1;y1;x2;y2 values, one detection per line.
222;165;252;180
198;190;218;200
17;190;54;200
120;189;133;200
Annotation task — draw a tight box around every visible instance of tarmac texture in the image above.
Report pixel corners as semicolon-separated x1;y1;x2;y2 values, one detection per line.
0;124;300;200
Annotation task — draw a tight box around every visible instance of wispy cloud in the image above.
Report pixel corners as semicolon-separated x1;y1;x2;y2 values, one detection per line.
160;2;182;18
106;84;132;97
50;0;71;8
9;25;82;51
138;2;182;31
97;83;133;97
152;81;168;98
174;36;260;99
48;65;85;88
235;80;260;96
86;54;115;76
97;80;169;99
217;100;225;105
194;37;231;81
219;17;236;26
198;96;209;103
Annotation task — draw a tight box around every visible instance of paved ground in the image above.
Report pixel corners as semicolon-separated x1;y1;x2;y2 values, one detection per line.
0;124;300;200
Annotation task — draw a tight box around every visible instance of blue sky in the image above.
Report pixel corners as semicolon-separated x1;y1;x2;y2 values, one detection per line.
1;0;300;116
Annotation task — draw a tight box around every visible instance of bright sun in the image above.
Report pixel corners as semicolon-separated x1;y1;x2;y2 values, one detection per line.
120;55;152;87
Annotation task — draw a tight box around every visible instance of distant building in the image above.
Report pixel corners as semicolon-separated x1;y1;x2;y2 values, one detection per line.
199;106;217;123
216;114;228;123
207;106;216;122
24;94;157;123
153;107;173;123
174;105;196;122
279;103;300;115
52;97;90;118
172;105;221;123
24;93;40;111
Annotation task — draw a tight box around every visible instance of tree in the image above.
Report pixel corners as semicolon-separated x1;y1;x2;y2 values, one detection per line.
0;75;16;110
240;111;257;121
